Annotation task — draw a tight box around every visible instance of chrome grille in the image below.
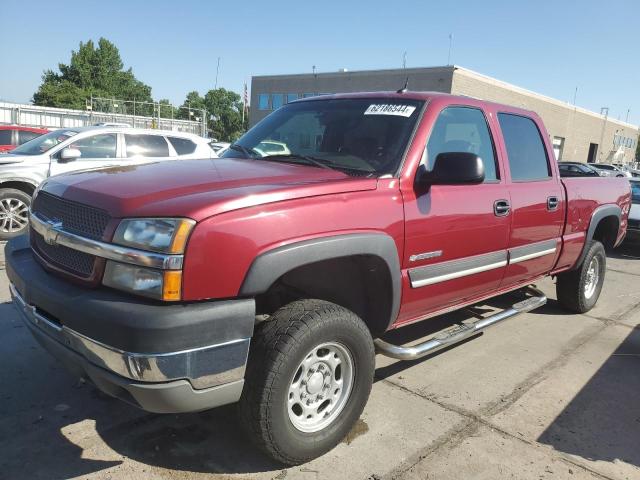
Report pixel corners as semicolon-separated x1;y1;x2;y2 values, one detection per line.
32;231;95;277
30;191;111;278
32;191;110;240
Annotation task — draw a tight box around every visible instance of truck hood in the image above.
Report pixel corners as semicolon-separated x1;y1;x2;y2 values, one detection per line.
42;158;378;221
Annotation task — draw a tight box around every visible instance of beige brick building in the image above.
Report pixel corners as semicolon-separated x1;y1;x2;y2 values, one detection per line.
250;66;639;165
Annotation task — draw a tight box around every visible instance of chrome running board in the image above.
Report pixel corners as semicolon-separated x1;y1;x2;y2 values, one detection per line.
374;286;547;361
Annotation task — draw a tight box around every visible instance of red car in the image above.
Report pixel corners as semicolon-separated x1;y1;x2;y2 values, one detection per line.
5;92;632;464
0;125;48;152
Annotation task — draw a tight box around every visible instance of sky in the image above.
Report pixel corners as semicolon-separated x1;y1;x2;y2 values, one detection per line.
1;0;638;124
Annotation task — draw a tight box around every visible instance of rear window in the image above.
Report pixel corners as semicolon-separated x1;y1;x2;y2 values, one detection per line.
18;130;43;144
125;134;170;158
498;113;551;181
167;136;197;155
0;130;12;145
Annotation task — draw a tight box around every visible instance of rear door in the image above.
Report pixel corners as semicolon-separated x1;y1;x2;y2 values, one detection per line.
398;104;511;322
497;113;564;287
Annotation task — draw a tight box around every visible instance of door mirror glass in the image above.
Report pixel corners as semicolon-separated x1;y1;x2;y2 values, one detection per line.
417;152;485;186
59;147;82;162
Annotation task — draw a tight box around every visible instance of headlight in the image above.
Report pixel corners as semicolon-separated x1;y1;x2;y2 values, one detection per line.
113;218;196;254
103;261;182;301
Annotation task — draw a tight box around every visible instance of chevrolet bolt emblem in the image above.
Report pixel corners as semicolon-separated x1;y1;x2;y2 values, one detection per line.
43;220;62;246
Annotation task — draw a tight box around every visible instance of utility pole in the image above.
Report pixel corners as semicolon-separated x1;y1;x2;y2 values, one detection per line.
215;57;221;89
402;51;407;69
572;86;578;106
626;109;630;123
447;34;453;65
598;107;609;162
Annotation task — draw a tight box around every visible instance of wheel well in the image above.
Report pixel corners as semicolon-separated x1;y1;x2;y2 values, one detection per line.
255;255;394;337
592;215;619;250
0;181;36;196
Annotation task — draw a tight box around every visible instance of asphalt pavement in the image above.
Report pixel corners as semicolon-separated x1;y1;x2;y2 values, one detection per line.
1;241;639;480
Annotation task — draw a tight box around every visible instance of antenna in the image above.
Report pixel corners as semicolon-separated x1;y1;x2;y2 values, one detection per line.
397;77;409;94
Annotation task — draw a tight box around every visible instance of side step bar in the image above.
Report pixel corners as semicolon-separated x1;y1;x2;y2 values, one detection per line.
374;286;547;361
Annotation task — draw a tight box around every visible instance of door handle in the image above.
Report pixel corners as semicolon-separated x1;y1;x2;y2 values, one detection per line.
547;196;559;211
494;199;510;217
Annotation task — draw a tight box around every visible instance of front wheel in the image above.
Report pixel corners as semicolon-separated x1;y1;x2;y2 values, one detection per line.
238;299;375;465
0;188;32;241
556;240;606;313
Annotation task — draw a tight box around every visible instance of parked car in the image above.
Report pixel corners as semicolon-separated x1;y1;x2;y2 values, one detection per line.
93;122;131;127
627;179;640;241
6;92;631;465
0;127;215;240
593;163;631;177
0;125;48;152
558;161;601;177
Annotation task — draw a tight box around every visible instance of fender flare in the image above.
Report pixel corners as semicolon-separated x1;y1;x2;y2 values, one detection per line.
239;233;402;330
572;204;621;270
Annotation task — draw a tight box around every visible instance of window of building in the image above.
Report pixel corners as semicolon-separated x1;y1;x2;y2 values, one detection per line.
498;113;550;181
167;136;197;155
69;133;117;159
0;130;12;145
286;93;298;103
552;136;565;161
18;130;42;144
258;94;270;110
125;134;170;157
426;106;498;181
272;94;284;110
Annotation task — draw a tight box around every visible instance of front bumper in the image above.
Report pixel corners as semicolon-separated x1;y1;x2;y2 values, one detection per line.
6;236;256;413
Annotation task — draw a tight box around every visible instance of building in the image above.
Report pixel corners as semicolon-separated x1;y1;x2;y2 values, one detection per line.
250;66;639;165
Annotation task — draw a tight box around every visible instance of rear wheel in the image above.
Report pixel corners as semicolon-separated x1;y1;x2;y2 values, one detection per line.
0;188;31;241
556;240;606;313
239;299;375;465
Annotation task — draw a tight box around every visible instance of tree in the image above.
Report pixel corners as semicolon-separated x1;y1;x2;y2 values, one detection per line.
178;88;248;141
33;38;153;110
636;134;640;162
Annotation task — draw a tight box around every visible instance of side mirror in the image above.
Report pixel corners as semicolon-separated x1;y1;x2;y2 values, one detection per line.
417;152;485;186
59;147;81;163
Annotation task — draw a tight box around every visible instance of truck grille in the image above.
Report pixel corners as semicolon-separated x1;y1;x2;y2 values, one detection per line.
30;191;111;278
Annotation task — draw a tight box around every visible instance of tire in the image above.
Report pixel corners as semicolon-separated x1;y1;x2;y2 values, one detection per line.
556;240;606;313
239;299;375;465
0;188;32;241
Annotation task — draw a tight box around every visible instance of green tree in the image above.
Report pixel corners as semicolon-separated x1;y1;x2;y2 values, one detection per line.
33;38;153;110
636;134;640;162
178;88;248;141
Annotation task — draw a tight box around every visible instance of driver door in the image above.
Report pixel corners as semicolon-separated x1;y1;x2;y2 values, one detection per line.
50;132;123;176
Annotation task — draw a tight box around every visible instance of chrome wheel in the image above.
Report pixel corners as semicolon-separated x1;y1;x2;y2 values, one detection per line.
584;256;600;299
0;197;29;234
287;342;354;433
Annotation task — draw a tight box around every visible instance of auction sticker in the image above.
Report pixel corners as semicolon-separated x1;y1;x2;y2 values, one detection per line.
364;104;416;117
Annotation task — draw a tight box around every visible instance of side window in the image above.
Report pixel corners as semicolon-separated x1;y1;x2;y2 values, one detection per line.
167;137;197;155
69;133;117;159
498;113;550;181
18;131;42;144
125;134;170;157
426;106;498;181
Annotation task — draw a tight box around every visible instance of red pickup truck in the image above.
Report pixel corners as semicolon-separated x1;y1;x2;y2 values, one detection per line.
6;92;631;465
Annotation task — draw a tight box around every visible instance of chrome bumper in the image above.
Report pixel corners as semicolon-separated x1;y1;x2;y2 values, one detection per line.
9;282;250;390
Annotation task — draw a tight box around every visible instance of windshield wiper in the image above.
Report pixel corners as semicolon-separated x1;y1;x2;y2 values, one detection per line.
228;143;257;157
259;154;335;171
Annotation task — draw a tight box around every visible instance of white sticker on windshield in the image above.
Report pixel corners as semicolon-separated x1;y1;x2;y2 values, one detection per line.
364;104;416;117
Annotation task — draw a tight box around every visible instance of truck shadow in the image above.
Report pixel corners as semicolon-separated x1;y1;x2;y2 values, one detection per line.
537;325;640;469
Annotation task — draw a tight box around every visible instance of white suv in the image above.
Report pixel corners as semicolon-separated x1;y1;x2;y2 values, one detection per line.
0;126;216;240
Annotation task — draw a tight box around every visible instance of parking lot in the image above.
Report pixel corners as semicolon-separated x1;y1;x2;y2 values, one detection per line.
0;241;639;480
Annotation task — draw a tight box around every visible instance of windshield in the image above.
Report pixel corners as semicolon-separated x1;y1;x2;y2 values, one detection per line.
10;129;78;155
222;98;424;176
631;182;640;203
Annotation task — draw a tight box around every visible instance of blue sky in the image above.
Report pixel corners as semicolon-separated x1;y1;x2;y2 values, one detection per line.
1;0;638;124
